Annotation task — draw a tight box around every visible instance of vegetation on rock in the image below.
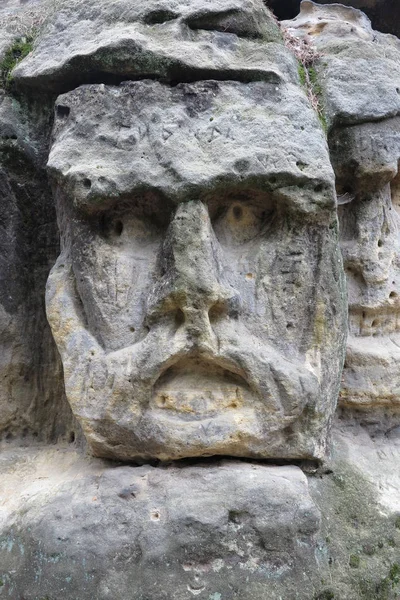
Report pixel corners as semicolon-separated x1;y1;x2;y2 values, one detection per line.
0;36;34;90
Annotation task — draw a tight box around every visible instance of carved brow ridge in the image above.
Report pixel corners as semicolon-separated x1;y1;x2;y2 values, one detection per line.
20;61;284;98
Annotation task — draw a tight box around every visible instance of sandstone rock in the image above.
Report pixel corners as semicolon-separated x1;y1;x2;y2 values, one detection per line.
45;78;346;461
284;3;400;412
0;424;399;600
0;456;320;600
313;0;400;38
268;0;400;38
282;0;400;128
331;95;400;410
12;0;294;93
0;0;399;597
0;89;76;443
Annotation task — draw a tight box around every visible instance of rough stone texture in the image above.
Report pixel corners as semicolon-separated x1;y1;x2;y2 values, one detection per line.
282;1;400;128
45;76;346;462
0;1;399;598
0;457;321;599
12;0;293;93
267;0;400;38
284;2;400;411
0;423;399;599
314;0;400;38
0;91;77;443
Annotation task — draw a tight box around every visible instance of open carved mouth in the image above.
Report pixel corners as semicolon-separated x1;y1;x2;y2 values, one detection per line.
151;357;254;420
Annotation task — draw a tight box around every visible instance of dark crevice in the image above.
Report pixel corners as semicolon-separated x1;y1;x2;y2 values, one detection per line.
117;454;325;473
265;0;302;21
23;66;284;99
265;0;400;37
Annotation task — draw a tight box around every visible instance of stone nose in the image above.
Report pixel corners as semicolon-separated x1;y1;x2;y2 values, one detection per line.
146;201;239;337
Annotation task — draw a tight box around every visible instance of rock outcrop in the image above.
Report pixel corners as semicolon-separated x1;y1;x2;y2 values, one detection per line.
0;1;399;599
46;74;346;461
283;1;400;411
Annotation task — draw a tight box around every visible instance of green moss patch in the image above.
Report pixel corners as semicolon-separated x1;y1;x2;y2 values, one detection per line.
0;36;34;90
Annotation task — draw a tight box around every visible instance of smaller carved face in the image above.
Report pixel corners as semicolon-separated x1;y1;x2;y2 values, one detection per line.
330;119;400;407
46;80;346;461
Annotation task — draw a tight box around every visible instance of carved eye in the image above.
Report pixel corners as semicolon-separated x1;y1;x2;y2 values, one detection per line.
213;202;270;246
98;212;167;248
99;214;124;239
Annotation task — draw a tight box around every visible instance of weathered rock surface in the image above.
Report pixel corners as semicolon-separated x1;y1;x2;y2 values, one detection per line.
0;1;399;598
12;0;293;93
0;456;321;599
0;91;77;443
0;422;399;599
314;0;400;38
282;1;400;128
284;2;400;411
45;76;346;461
267;0;400;38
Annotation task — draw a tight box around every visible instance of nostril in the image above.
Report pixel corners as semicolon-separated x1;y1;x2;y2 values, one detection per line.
226;295;240;319
175;309;185;328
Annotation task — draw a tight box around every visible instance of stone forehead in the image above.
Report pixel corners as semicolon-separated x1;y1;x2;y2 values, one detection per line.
48;80;335;214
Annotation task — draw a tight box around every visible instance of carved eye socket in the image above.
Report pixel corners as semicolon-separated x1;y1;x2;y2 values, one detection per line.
98;212;168;247
99;214;124;239
213;202;271;246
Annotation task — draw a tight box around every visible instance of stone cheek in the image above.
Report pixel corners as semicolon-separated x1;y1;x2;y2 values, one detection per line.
46;80;347;462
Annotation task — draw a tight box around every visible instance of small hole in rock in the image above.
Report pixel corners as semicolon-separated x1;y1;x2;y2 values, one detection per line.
175;309;185;327
233;205;242;220
114;220;123;236
56;105;70;118
315;184;324;193
69;431;75;443
83;178;92;189
209;302;226;321
390;291;397;299
130;326;135;333
371;319;378;328
378;239;383;247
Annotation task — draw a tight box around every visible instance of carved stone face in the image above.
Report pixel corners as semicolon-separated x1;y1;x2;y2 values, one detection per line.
331;119;400;407
284;0;400;410
44;1;347;461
